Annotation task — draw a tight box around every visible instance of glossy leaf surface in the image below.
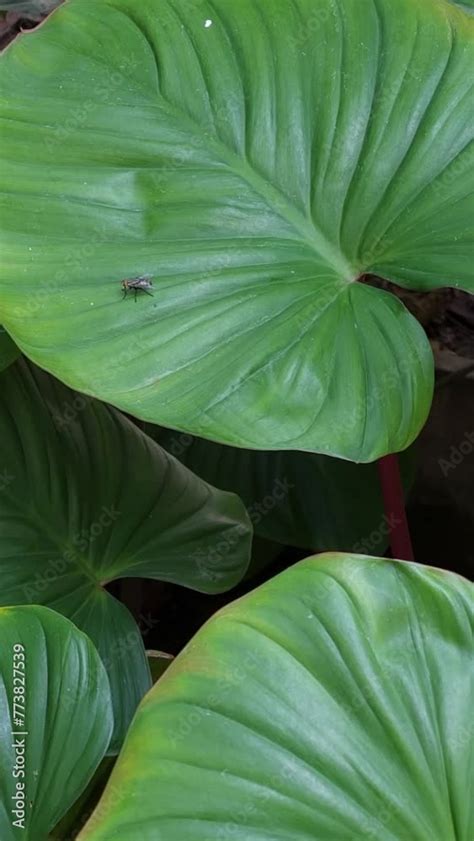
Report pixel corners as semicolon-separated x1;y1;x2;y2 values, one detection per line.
80;554;473;841
0;360;251;749
0;605;112;840
0;0;472;459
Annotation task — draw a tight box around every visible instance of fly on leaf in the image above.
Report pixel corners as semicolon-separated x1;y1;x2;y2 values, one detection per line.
121;276;153;302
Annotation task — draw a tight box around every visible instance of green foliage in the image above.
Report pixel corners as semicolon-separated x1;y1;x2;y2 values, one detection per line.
0;1;472;837
0;0;472;460
0;360;251;750
148;426;416;551
0;605;112;840
79;554;473;841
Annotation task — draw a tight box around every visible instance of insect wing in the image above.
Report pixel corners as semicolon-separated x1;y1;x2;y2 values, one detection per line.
134;276;153;290
120;276;153;300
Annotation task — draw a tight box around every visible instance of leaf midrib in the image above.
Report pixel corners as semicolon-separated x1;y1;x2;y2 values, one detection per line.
162;99;356;281
229;149;356;280
116;8;357;282
6;4;356;281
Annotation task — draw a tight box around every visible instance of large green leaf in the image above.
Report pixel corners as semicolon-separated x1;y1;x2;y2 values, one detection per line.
0;0;473;461
0;359;251;750
147;425;416;550
79;554;473;841
0;605;112;840
0;327;19;372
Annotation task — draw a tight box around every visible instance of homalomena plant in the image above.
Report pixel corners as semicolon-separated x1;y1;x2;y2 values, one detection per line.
146;425;416;552
0;359;252;751
0;0;472;462
0;605;113;839
0;0;472;837
78;554;473;841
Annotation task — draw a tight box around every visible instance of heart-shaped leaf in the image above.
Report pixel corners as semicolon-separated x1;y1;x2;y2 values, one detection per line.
0;0;472;460
0;327;19;372
0;359;251;750
147;426;416;551
0;605;112;840
78;553;473;840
